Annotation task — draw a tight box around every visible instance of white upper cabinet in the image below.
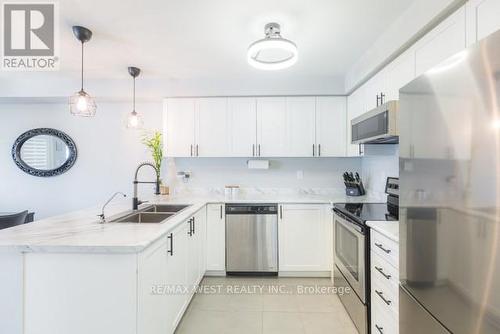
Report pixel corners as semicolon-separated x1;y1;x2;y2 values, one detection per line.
414;6;466;77
195;98;231;157
164;99;196;157
467;0;500;44
347;85;366;157
316;97;346;157
286;97;316;157
228;98;257;157
164;96;348;158
256;97;288;157
385;48;416;100
364;69;388;111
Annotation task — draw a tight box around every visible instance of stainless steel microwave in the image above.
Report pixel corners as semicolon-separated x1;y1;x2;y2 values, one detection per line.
351;100;399;144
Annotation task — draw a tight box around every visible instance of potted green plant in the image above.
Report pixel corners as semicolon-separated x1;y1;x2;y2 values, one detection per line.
142;131;164;194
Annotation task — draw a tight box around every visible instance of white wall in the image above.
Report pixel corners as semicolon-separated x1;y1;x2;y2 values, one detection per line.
0;102;162;219
167;157;362;193
167;152;397;198
361;145;400;195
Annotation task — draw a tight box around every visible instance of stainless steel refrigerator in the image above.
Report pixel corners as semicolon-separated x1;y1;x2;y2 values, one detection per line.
399;30;500;333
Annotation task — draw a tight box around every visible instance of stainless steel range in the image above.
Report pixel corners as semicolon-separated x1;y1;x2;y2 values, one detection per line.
333;177;399;334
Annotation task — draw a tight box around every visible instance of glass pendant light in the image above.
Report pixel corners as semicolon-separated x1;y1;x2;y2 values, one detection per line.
127;67;144;129
69;26;97;116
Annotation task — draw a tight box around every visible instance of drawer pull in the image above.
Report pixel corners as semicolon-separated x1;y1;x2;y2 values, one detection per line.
375;290;392;305
167;233;173;256
375;266;392;280
375;324;384;334
375;243;391;254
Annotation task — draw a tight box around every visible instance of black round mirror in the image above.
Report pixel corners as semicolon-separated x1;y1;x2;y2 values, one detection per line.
12;128;77;177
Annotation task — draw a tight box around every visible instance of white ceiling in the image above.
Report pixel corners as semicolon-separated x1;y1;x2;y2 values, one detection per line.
0;0;415;99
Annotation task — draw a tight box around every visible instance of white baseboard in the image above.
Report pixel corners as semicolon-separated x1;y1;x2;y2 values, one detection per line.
278;271;331;278
204;270;226;276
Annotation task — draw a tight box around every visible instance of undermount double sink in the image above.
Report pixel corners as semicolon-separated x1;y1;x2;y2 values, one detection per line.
111;204;191;224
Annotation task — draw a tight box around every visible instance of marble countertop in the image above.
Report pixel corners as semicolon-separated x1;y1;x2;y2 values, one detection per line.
366;220;399;242
0;192;384;254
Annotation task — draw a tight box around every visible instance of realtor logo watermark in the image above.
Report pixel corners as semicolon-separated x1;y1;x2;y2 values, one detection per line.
1;2;59;70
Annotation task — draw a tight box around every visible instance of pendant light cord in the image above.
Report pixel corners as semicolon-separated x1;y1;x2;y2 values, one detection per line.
80;41;84;91
133;76;136;112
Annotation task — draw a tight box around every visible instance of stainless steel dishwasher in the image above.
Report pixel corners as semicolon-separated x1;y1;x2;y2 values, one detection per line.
225;204;278;275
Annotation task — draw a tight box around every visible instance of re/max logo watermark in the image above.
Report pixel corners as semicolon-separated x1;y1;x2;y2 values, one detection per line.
1;2;59;71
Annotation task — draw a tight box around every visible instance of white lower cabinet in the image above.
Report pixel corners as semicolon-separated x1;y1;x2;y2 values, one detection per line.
278;204;332;272
164;222;190;332
138;233;170;334
138;208;206;334
206;203;226;272
370;229;399;334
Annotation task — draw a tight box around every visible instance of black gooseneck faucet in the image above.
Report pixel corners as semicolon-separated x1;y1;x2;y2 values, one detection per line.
133;162;160;210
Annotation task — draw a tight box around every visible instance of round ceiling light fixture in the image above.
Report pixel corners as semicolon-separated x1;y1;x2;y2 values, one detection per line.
247;23;298;70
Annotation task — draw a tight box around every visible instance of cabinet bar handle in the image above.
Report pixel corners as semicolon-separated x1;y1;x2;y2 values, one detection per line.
280;206;283;219
375;325;384;334
375;243;391;254
188;219;193;236
220;205;223;219
258;144;261;156
196;145;199;157
192;217;196;234
375;290;392;305
252;144;255;157
167;233;173;256
358;144;362;156
318;144;321;157
190;145;193;157
375;266;392;279
313;144;315;157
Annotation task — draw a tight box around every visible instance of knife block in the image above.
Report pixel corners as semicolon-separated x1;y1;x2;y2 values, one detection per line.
346;186;365;197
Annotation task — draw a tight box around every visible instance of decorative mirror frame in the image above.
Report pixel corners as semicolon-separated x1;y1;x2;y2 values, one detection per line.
11;128;78;177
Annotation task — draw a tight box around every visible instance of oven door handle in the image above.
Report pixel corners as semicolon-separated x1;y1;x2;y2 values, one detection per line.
335;213;363;234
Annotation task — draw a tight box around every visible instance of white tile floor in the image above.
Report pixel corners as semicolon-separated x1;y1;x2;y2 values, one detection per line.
175;276;359;334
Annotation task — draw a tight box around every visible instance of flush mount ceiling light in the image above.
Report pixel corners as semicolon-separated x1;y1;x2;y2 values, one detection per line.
69;26;97;117
247;23;298;70
126;67;144;129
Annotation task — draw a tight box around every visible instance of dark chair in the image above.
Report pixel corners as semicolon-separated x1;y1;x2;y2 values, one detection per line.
0;211;29;230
